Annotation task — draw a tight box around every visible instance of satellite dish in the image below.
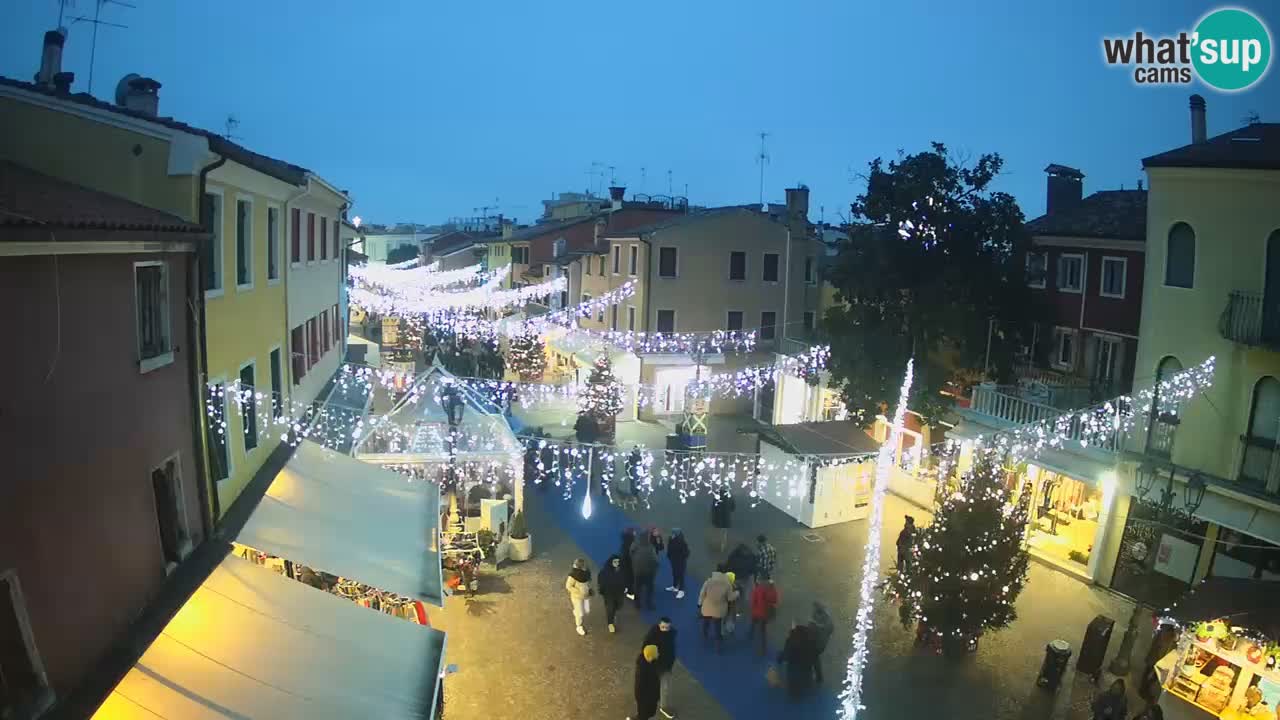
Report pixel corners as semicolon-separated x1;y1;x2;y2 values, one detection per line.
114;73;141;106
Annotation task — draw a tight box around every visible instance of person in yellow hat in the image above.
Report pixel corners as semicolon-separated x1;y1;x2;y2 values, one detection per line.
628;645;662;720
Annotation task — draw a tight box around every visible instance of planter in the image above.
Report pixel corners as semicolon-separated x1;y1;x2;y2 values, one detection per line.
508;534;533;562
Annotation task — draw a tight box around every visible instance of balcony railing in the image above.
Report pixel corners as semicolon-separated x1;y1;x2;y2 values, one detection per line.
1220;290;1280;349
968;383;1125;452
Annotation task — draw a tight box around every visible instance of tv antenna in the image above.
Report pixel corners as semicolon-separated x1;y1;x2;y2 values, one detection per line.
607;165;617;186
66;0;135;96
223;114;240;141
756;132;770;206
667;169;673;196
640;167;647;193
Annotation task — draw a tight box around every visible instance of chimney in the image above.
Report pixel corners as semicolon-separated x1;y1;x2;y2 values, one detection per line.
52;72;75;93
608;186;625;210
785;186;810;221
35;29;67;88
123;77;162;117
1044;164;1084;215
501;218;514;239
1190;94;1207;144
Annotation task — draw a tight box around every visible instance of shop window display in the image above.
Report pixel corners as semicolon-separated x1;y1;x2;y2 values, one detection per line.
1025;468;1104;569
1111;498;1208;608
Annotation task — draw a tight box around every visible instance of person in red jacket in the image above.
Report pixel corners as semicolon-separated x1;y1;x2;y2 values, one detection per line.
748;575;781;656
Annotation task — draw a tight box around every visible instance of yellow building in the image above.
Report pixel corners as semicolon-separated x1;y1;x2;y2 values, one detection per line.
0;64;349;517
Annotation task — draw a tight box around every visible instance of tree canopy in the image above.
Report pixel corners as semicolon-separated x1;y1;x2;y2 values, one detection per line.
824;143;1043;424
385;244;420;266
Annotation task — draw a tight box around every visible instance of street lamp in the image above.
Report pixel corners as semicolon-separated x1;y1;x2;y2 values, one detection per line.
1133;460;1207;517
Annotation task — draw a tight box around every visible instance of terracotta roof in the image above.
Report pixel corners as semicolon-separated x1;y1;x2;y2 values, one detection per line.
0;160;205;234
503;216;596;243
430;230;500;256
0;75;309;186
1143;123;1280;171
1025;190;1147;242
600;206;755;238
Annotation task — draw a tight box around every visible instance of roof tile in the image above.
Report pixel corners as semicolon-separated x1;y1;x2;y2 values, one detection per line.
0;160;204;234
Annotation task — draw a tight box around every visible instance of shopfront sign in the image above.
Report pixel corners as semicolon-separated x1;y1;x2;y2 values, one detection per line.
1154;533;1199;581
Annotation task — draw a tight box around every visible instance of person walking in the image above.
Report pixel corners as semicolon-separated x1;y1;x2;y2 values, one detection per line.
565;558;593;636
1091;679;1128;720
776;621;820;699
896;515;917;575
642;618;678;719
710;492;735;552
809;601;835;684
754;534;777;585
630;530;660;610
628;645;663;720
621;528;637;601
598;554;628;633
697;565;739;653
748;575;781;656
649;527;665;556
627;446;644;496
665;528;691;599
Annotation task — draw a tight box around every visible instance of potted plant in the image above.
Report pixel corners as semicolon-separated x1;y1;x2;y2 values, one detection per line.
508;510;532;562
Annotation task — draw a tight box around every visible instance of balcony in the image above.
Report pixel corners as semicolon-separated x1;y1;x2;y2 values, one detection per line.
967;383;1124;452
1220;290;1280;350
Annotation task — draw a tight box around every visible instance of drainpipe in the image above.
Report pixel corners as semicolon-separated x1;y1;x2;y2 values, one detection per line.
195;153;226;526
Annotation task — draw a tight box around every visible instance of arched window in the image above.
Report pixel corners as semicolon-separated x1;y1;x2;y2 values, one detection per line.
1148;356;1183;456
1165;223;1195;288
1240;376;1280;488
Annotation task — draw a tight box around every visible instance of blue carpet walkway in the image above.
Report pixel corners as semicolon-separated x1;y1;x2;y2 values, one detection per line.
538;487;841;719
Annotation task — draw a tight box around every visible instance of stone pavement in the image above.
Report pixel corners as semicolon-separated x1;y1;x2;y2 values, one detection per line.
432;405;1156;719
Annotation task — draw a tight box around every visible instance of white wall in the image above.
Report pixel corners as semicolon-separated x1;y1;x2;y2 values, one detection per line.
287;181;346;408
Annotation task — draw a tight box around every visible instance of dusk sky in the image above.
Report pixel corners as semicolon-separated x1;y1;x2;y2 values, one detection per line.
3;1;1277;226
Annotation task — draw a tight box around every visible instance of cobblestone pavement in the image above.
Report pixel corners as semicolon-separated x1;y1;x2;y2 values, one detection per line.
434;406;1155;720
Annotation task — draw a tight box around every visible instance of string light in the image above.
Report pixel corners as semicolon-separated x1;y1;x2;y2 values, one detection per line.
840;359;913;719
551;326;758;355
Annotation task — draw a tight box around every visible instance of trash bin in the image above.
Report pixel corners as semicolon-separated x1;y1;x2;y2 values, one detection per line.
1077;614;1116;682
1037;639;1072;690
665;433;683;451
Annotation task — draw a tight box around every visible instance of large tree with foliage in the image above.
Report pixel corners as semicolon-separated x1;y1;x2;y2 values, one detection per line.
508;331;547;381
891;453;1031;656
824;143;1042;424
386;244;420;266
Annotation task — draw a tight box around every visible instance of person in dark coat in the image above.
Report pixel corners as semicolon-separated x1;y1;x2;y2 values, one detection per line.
627;447;644;495
777;622;820;699
665;529;691;599
630;645;663;720
598;555;628;633
642;618;678;718
630;532;660;610
896;515;916;575
1090;678;1128;720
726;543;758;596
620;528;638;601
809;602;835;683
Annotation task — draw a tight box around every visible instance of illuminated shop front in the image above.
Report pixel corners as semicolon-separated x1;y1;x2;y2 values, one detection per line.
1023;465;1107;571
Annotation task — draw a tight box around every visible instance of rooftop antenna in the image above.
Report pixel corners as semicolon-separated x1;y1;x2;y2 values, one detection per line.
223;114;240;141
640;167;647;193
608;165;617;185
68;0;134;96
667;169;672;196
756;132;770;206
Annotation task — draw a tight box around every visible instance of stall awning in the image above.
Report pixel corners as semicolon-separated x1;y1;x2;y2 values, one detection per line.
92;555;445;719
236;440;443;605
1165;577;1280;640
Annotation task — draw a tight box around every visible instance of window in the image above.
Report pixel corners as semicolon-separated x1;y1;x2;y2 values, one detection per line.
760;311;777;340
727;311;744;331
1166;222;1195;288
627;306;636;331
308;318;319;368
150;456;187;566
629;245;638;276
332;219;340;260
1026;251;1048;289
307;212;316;261
612;244;621;274
320;216;328;260
235;199;252;288
804;256;816;285
321;310;330;355
1057;253;1084;292
239;363;258;451
656;309;675;333
291;326;306;383
553;237;566;257
0;571;48;713
290;208;301;263
1148;356;1183;457
1100;257;1126;298
729;251;746;281
584;256;591;275
658;247;678;278
803;311;815;332
1094;335;1122;391
333;303;341;345
207;382;230;481
1053;327;1076;368
202;192;223;293
762;253;779;282
611;305;619;330
511;246;528;264
1240;376;1280;489
267;208;280;282
135;261;172;371
269;348;283;419
598;256;606;275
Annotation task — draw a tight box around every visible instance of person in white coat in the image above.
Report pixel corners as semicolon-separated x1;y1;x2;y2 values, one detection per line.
565;557;594;636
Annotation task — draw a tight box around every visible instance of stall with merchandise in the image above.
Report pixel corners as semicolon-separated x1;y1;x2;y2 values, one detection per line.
1154;577;1280;720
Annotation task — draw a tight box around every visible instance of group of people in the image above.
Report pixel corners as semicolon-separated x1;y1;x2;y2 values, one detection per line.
565;531;836;719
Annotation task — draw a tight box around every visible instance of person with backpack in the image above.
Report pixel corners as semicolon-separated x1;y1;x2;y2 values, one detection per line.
748;575;781;656
665;528;691;599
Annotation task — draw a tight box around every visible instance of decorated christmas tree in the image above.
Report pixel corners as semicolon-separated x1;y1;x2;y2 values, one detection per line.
891;451;1030;656
508;331;546;381
578;354;623;439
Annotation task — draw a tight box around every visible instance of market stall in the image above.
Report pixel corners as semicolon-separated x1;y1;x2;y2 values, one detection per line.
1154;578;1280;720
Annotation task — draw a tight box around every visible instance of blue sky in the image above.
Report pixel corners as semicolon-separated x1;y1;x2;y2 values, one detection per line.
3;1;1277;226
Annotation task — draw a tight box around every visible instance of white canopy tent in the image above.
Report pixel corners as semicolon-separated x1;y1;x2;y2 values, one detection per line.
92;555;445;719
236;440;443;605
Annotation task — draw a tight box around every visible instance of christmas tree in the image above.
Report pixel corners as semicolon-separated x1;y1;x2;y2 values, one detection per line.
578;354;624;435
891;451;1030;656
508;331;546;381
